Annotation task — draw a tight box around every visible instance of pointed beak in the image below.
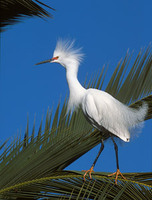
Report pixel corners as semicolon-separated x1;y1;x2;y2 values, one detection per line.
35;59;52;65
35;56;59;66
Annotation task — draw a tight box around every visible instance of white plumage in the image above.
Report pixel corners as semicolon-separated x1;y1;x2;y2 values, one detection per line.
37;39;148;142
81;89;147;142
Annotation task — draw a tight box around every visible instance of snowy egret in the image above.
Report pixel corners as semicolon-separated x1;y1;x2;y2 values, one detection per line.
36;40;148;184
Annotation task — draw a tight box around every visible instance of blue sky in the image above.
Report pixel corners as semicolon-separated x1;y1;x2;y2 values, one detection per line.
1;0;152;173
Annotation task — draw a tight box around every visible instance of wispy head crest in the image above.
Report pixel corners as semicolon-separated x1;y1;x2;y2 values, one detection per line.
53;39;84;64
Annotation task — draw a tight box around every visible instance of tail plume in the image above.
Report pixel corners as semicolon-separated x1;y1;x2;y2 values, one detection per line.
128;102;148;127
115;101;148;142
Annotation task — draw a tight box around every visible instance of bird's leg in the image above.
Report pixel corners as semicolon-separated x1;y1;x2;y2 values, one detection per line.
108;136;126;184
82;138;104;181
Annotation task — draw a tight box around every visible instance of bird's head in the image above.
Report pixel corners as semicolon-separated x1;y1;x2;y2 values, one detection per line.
35;39;83;69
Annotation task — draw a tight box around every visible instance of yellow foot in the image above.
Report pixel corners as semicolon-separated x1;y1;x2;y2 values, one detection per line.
82;166;94;181
108;169;126;185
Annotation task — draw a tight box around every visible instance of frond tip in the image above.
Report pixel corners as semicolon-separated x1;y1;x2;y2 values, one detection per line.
0;0;55;32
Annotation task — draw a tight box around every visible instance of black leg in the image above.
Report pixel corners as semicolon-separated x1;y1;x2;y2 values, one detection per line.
111;136;119;169
91;138;104;168
83;138;104;180
108;135;126;184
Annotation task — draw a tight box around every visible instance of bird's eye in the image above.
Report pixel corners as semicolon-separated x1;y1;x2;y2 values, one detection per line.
55;56;59;60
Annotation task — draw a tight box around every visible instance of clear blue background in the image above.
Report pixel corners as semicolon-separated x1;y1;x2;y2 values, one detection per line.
1;0;152;173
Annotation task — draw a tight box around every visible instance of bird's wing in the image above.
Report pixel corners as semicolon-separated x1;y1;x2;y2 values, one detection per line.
82;90;130;142
82;92;104;130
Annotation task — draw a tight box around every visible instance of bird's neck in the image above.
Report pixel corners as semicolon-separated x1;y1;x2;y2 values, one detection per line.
66;63;86;111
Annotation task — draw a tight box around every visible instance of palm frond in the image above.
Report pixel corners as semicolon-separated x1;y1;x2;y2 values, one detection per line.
0;45;152;199
106;44;152;104
0;0;55;32
0;171;152;199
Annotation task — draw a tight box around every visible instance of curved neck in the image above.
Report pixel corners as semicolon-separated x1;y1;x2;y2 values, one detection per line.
65;62;86;111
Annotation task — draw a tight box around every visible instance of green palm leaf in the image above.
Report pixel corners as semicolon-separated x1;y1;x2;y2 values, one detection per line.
0;171;152;199
0;0;55;32
0;45;152;199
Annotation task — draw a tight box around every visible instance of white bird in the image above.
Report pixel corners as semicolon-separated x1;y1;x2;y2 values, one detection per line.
36;39;148;184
